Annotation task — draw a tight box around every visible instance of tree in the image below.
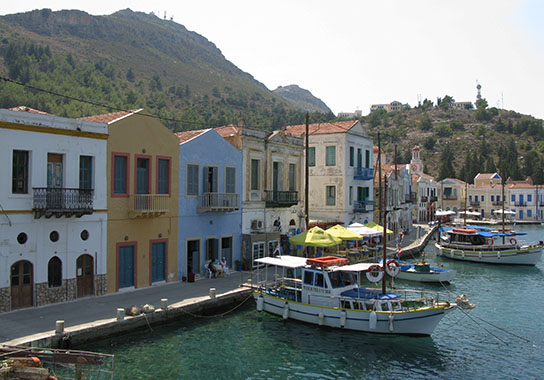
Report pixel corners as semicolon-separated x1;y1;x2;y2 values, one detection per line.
126;68;135;82
418;113;433;131
438;144;455;181
423;136;436;150
435;122;452;137
439;95;454;109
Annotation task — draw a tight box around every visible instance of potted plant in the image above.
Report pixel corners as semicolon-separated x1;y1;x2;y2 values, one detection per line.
242;257;251;271
235;260;242;272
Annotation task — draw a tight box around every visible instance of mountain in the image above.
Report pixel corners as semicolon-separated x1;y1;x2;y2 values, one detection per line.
273;85;332;114
0;9;334;130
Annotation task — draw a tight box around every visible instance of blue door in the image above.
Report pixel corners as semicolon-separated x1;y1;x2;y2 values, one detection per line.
151;242;166;283
118;245;135;289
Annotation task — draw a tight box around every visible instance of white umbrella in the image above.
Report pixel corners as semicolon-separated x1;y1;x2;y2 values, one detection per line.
435;210;456;216
492;209;516;215
347;223;382;238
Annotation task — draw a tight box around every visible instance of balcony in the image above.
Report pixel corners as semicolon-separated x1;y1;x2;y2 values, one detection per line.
265;190;299;208
515;201;527;207
404;193;417;203
33;188;93;219
353;199;375;213
420;196;428;203
430;196;438;203
354;167;374;181
470;200;480;206
198;192;239;213
492;201;503;206
443;194;458;200
129;194;170;217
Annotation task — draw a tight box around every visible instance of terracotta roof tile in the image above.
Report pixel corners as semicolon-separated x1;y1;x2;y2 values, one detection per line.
175;129;209;144
215;125;241;137
283;120;357;137
79;109;141;123
8;106;51;115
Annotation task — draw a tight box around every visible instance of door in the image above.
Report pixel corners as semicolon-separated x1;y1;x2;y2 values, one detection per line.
187;240;200;275
10;261;33;309
76;254;94;298
151;242;166;283
206;238;218;262
136;158;150;210
47;153;63;209
118;245;135;289
221;237;233;267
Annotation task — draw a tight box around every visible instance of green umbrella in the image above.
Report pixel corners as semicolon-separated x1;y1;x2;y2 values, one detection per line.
326;224;363;240
289;227;342;247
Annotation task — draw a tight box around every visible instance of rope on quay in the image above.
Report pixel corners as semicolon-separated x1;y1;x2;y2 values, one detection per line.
178;292;255;319
439;282;531;345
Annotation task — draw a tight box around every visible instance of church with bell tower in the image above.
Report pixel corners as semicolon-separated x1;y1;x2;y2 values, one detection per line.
409;146;423;177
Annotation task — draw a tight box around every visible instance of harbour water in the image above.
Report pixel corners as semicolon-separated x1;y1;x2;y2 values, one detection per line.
83;225;544;379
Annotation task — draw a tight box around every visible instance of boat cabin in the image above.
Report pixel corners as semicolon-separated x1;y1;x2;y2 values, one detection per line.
447;228;487;246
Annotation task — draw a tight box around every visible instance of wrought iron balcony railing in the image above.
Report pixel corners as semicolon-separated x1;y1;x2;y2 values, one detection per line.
443;194;458;200
353;199;375;213
33;187;93;219
430;196;438;202
198;192;239;213
129;194;170;217
354;167;374;181
515;201;527;207
470;200;480;206
420;196;428;203
265;190;299;207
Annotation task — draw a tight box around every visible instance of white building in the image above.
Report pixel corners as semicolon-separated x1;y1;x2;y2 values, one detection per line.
0;107;108;312
284;120;374;226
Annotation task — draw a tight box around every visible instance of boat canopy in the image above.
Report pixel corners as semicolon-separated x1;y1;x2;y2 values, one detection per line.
331;263;375;272
255;255;307;268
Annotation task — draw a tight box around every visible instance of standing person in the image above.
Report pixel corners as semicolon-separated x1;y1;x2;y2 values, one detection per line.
220;257;229;276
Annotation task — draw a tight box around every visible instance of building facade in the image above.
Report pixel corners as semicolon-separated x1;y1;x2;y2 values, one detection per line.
176;129;242;279
217;125;305;267
0;107;108;312
82;109;179;293
283;120;374;227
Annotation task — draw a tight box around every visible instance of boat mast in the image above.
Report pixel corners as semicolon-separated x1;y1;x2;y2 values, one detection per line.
464;182;467;226
382;174;388;295
378;131;382;225
305;112;309;232
501;170;505;245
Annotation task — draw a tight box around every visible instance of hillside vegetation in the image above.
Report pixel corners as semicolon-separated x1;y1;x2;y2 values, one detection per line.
0;9;333;130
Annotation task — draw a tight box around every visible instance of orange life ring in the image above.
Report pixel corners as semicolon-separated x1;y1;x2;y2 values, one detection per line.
366;265;384;283
510;238;517;245
385;259;401;277
486;238;494;246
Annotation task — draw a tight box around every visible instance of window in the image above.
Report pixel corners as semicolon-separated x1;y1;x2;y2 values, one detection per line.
528;209;533;218
136;157;150;194
48;257;62;288
326;186;336;206
80;230;89;241
226;167;236;193
481;196;484;202
17;232;27;245
349;147;354;167
288;164;296;191
303;271;314;285
157;158;170;194
511;194;515;202
357;148;362;168
528;194;532;202
204;166;218;193
475;195;478;202
326;146;336;166
250;159;260;190
308;147;316;167
187;164;199;196
315;273;325;287
12;150;29;194
79;156;93;190
49;231;59;242
349;186;353;205
365;150;370;168
491;195;494;202
113;154;128;195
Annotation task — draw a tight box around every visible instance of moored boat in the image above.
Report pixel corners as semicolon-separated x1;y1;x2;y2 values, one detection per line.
435;227;543;265
393;259;456;283
253;255;462;336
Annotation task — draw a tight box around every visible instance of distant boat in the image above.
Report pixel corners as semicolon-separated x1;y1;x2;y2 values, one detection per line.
253;255;466;336
435;227;543;265
382;258;456;283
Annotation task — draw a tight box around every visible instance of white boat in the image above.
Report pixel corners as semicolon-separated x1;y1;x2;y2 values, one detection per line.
435;227;543;265
395;259;456;283
253;255;460;336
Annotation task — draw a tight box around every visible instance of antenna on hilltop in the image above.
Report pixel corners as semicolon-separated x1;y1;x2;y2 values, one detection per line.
164;11;166;20
417;94;422;107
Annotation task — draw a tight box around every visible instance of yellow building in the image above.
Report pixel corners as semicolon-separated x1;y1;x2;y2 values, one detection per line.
82;109;179;293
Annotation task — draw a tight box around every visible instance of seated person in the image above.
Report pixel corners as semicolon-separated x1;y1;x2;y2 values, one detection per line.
220;257;229;276
208;259;218;278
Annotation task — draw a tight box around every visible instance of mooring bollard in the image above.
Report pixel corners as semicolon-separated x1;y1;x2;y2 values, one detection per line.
209;288;216;299
55;320;64;334
116;308;125;320
161;298;168;310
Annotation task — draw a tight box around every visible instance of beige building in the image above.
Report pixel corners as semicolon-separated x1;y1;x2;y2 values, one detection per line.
283;120;374;227
82;109;179;293
437;178;467;212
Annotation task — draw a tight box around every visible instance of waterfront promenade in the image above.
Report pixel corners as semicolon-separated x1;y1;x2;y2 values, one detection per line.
0;224;429;346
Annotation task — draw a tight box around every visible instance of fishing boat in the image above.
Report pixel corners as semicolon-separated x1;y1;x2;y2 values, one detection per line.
382;257;456;283
253;255;462;336
435;227;543;265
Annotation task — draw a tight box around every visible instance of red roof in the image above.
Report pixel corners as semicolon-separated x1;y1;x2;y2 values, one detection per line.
175;129;209;144
8;106;51;115
80;109;141;123
283;120;358;137
215;125;241;137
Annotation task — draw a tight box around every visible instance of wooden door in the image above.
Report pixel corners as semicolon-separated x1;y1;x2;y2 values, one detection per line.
76;254;94;298
151;242;166;283
10;261;33;309
118;245;135;289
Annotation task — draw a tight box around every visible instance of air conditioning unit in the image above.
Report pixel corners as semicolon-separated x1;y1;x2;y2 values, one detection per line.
250;219;263;231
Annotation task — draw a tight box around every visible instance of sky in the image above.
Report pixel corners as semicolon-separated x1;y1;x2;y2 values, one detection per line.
2;0;544;119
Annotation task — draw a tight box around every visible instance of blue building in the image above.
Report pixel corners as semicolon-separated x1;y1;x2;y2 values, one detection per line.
176;129;242;280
